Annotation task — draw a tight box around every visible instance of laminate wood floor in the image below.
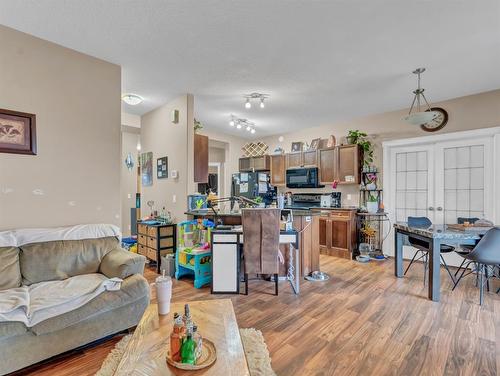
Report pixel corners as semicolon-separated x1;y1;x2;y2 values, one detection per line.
12;255;500;376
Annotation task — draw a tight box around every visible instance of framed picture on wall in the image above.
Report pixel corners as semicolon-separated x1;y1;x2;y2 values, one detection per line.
291;142;303;152
140;152;153;186
157;156;168;179
0;108;37;155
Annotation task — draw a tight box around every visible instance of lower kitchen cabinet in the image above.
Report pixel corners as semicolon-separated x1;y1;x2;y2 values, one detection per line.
313;209;356;259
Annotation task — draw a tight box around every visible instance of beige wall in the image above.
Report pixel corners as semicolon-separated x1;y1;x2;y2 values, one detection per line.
140;95;194;222
261;89;500;206
0;25;121;230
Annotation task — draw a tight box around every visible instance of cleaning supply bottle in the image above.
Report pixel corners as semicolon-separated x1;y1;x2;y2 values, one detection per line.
170;313;183;362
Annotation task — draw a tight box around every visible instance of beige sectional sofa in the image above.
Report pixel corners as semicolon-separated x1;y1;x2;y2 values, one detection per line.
0;229;149;375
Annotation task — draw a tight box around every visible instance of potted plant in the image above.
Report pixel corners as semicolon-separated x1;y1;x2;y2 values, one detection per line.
366;193;379;214
346;130;374;166
365;172;377;190
194;118;203;133
254;196;265;208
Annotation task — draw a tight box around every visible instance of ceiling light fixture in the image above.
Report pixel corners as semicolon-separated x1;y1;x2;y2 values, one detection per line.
403;68;439;125
122;93;144;106
244;93;269;109
229;115;256;134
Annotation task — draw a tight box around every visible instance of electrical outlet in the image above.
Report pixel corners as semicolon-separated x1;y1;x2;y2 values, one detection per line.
172;195;177;203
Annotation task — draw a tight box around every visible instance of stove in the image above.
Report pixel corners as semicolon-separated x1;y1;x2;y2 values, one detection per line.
290;192;341;209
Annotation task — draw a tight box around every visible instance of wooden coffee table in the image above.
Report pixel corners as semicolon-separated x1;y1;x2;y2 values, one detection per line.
114;299;250;375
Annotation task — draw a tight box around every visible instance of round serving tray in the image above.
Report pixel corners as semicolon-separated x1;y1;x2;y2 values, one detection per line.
166;338;217;370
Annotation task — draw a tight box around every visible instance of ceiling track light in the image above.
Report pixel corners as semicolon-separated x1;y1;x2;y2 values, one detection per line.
244;92;269;109
228;115;256;134
402;68;439;125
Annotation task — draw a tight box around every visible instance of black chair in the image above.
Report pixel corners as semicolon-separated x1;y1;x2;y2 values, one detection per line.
461;227;500;305
404;217;456;285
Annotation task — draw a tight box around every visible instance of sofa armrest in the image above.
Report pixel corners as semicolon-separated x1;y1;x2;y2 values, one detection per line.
100;248;146;279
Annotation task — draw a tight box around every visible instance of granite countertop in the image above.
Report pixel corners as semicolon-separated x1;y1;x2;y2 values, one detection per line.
394;222;488;239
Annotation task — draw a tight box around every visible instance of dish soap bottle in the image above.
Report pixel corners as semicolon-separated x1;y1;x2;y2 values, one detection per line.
170;313;183;362
180;329;196;365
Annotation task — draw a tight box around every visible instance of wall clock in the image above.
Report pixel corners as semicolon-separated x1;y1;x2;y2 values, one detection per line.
421;107;448;132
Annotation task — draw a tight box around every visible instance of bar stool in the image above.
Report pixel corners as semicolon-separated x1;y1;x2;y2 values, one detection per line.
241;208;281;295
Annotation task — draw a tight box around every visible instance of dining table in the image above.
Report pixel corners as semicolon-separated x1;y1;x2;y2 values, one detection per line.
393;222;492;302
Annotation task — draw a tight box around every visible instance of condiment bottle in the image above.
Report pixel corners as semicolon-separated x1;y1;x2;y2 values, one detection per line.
192;325;203;360
182;303;193;333
170;313;183;362
180;328;196;365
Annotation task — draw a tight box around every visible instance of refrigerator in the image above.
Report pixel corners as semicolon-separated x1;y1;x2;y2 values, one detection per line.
231;172;276;205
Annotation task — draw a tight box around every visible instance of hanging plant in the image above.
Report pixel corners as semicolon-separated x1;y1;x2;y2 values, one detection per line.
347;129;374;166
194;118;203;133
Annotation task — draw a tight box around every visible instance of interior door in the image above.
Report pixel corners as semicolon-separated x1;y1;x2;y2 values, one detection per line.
389;145;435;224
434;138;493;224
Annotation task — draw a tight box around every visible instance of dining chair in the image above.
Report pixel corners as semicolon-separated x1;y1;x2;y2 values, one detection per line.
241;208;281;295
404;216;456;285
461;227;500;305
452;217;481;289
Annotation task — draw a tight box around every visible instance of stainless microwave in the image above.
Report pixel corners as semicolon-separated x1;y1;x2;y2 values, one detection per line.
286;167;323;188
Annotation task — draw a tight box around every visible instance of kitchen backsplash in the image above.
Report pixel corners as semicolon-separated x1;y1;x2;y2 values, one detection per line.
276;185;360;207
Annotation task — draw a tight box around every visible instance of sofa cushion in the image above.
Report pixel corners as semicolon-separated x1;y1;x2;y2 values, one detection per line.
20;237;119;285
0;321;27;339
0;247;22;291
30;274;150;335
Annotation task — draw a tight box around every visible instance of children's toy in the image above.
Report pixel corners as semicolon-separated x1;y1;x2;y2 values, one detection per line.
175;219;215;288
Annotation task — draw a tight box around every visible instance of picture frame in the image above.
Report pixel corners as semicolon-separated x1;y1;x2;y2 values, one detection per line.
140;152;153;186
309;138;321;150
0;108;37;155
291;142;303;153
157;156;168;179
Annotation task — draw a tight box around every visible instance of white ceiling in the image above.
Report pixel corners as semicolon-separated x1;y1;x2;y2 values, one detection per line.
1;1;499;139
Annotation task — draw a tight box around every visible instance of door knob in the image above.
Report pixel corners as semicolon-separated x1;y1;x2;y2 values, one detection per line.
436;207;443;211
428;207;434;211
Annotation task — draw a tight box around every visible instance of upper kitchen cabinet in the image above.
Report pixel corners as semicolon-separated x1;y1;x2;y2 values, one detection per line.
337;145;362;184
286;152;302;169
318;148;337;184
270;154;286;186
302;150;318;167
238;155;270;172
194;134;209;183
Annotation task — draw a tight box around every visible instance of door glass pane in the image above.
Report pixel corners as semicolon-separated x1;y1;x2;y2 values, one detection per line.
395;151;428;222
443;145;484;224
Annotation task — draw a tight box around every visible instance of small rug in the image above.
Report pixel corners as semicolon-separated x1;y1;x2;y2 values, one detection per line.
95;328;275;376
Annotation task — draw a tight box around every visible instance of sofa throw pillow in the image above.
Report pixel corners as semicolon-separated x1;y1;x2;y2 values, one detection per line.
20;237;119;285
0;247;22;290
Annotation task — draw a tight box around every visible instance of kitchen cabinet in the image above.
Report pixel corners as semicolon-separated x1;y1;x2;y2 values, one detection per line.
318;148;337;184
286;152;302;169
238;155;270;172
194;134;209;183
270;154;286;186
302;150;318;166
313;209;356;259
337;145;362;184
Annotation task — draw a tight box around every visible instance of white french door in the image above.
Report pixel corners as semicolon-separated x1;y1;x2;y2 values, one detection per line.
434;138;493;225
383;128;498;259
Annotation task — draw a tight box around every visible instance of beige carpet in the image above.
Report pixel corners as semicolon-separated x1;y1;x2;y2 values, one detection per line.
96;328;275;376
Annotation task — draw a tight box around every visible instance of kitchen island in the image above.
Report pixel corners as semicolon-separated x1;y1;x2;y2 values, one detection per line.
186;208;320;277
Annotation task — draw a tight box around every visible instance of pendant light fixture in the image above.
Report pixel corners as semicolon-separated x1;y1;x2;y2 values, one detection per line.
403;68;439;125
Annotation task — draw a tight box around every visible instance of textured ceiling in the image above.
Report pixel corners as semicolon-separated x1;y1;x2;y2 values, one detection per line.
1;1;499;139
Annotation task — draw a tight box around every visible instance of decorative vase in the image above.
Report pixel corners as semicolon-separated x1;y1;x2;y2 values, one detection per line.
366;201;379;214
